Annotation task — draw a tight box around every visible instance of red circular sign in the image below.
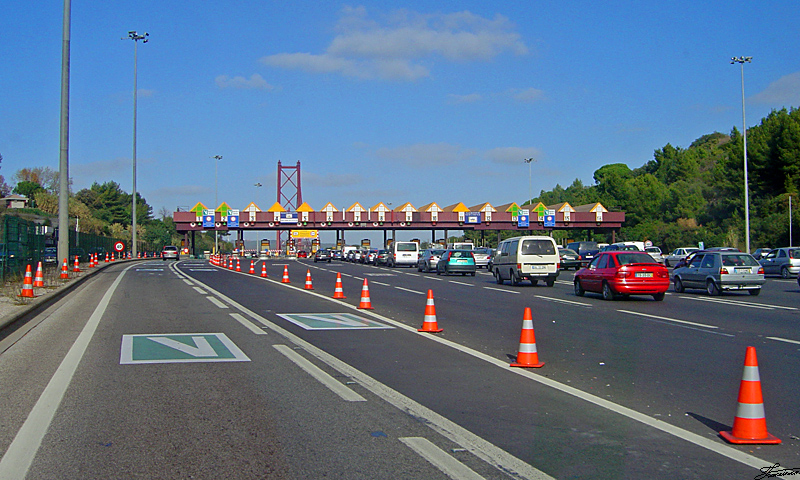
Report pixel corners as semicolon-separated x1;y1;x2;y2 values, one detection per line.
114;241;125;252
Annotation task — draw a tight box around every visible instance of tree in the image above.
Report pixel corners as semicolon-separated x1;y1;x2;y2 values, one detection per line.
14;167;59;193
13;180;44;200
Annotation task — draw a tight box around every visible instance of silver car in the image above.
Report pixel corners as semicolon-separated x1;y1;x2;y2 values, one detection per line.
162;245;180;261
758;247;800;278
645;246;664;264
672;251;765;296
417;249;445;273
664;247;699;267
471;247;492;269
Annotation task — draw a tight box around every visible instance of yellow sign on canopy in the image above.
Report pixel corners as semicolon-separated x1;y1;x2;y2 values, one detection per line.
290;230;318;239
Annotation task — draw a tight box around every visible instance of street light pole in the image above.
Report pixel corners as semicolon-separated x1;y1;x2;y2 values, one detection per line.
731;56;752;253
127;31;148;259
213;155;222;254
523;158;535;206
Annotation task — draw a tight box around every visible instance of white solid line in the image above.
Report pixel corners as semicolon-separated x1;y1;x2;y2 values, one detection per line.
273;345;366;402
230;313;267;335
448;281;474;287
766;336;800;345
533;295;591;307
395;286;426;295
193;286;207;295
206;296;228;309
0;265;133;480
399;437;484;480
617;310;718;329
482;287;520;294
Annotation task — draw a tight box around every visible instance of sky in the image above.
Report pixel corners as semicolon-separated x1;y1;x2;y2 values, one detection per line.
2;1;799;244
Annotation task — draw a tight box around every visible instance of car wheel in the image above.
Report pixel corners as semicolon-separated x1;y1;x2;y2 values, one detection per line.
546;278;555;287
673;277;684;293
495;270;504;285
417;264;422;272
531;279;539;286
574;280;585;297
706;280;720;296
749;288;761;296
470;272;475;276
511;271;521;286
664;259;670;267
602;282;615;301
653;292;665;301
436;268;441;276
781;266;790;279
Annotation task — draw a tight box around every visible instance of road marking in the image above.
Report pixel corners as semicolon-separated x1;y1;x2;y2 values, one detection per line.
273;345;366;402
679;296;782;310
448;281;474;287
617;310;718;329
206;296;228;309
766;336;800;345
182;279;195;286
276;313;392;330
395;286;426;295
372;281;391;286
120;333;250;364
482;287;520;294
533;295;591;307
230;313;268;335
0;265;131;480
193;286;207;295
135;268;164;272
399;437;484;480
188;268;216;272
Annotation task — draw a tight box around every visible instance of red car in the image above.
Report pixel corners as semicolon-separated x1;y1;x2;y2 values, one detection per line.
573;251;669;301
296;250;308;258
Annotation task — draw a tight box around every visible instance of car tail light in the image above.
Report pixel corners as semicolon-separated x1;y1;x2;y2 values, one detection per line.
657;270;668;278
720;268;729;275
758;266;765;274
616;269;631;278
517;263;522;270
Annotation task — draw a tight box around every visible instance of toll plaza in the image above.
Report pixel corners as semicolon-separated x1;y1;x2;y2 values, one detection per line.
174;200;625;256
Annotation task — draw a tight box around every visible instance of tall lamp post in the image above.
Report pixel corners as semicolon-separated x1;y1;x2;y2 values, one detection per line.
731;56;752;253
213;155;222;254
126;31;148;259
523;158;536;206
254;182;263;251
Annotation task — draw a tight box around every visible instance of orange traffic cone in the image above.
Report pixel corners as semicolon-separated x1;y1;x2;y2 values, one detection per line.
281;265;290;283
719;346;781;444
304;269;314;290
33;261;44;287
73;255;81;272
260;263;268;278
332;273;346;299
228;258;233;270
418;290;443;332
105;252;109;262
510;308;544;368
236;258;241;272
60;258;69;279
19;265;35;298
249;260;255;275
357;278;374;309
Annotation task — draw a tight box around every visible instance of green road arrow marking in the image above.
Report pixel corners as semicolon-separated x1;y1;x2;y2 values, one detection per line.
120;333;249;364
277;313;393;331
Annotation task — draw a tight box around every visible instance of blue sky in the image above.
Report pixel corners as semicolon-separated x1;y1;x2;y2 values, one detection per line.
2;1;799;241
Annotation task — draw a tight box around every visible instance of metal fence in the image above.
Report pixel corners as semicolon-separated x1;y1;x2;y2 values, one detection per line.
0;214;156;281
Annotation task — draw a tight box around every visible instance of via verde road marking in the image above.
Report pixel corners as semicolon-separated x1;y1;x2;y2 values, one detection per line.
120;333;250;364
276;313;393;331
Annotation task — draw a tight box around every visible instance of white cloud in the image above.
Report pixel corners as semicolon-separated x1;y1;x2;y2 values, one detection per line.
261;7;528;81
447;93;482;104
485;147;543;165
374;143;477;166
510;87;545;103
751;71;800;105
215;74;274;90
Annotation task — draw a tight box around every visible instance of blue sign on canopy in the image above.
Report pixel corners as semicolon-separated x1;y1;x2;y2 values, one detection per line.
518;215;529;228
202;215;215;228
464;212;481;224
544;214;556;227
227;215;239;228
279;212;299;224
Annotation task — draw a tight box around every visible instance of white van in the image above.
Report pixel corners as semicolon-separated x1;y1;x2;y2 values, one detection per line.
447;242;474;250
492;236;560;286
389;241;419;267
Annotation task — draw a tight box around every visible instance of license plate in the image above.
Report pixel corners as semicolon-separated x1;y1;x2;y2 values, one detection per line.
635;272;653;278
531;265;546;270
456;259;468;264
734;268;750;273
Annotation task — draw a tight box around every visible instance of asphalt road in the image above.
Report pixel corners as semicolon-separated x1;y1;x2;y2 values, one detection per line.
1;258;798;479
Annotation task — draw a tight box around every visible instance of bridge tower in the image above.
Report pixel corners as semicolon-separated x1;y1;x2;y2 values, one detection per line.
276;161;302;252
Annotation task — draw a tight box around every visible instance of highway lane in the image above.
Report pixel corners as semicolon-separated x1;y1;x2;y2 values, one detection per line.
183;258;800;478
1;261;517;480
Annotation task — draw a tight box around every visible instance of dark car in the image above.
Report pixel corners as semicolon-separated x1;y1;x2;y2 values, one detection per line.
43;247;58;265
69;247;89;263
558;248;581;270
313;249;332;263
374;249;390;266
574;251;669;301
566;241;600;267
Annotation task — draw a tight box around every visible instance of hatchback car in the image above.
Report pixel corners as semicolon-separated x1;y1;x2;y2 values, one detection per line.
574;251;669;301
471;247;492;269
162;246;180;261
313;249;332;263
374;249;390;266
558;248;581;270
645;246;665;264
663;247;699;267
672;251;764;296
43;246;58;265
758;247;800;278
436;250;476;276
417;249;445;273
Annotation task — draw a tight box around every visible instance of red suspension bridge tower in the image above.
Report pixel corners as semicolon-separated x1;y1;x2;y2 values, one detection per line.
276;160;302;252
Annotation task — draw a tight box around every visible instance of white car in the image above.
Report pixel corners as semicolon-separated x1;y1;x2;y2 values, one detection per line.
645;246;664;264
664;247;699;267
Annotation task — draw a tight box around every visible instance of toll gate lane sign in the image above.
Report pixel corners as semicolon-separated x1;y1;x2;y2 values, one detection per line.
276;313;393;331
120;333;250;364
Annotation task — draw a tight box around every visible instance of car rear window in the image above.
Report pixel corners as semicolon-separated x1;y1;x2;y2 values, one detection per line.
521;240;555;255
449;251;473;259
396;243;417;251
721;254;759;267
615;253;656;265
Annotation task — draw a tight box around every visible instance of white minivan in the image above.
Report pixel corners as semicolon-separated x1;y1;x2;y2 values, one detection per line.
492;236;560;286
389;241;419;267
